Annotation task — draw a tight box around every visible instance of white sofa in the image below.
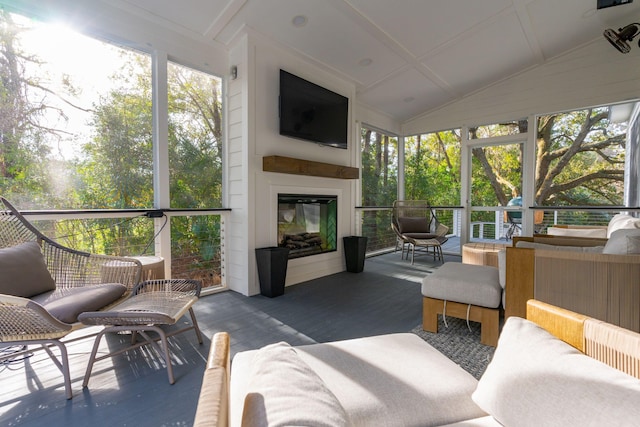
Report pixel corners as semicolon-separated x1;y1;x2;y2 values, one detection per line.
194;300;640;427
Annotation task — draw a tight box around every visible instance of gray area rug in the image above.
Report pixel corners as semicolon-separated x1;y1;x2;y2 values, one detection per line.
412;316;495;380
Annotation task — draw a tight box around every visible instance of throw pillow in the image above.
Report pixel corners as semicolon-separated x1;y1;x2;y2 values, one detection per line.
0;241;56;298
627;235;640;254
396;217;430;234
546;226;607;238
603;228;640;254
473;317;640;427
607;213;640;238
241;342;351;427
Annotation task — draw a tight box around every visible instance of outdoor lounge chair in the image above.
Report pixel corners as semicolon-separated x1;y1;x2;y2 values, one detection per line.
0;197;142;399
391;200;449;264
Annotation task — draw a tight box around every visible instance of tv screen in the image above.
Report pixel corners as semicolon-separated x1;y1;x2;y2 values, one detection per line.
279;70;348;149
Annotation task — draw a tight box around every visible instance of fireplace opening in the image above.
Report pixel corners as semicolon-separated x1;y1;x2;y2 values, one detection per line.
278;194;337;259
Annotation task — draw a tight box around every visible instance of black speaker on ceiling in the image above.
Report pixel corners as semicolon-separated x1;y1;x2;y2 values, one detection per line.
597;0;633;9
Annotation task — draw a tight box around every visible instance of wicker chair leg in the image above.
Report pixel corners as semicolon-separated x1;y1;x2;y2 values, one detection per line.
189;308;204;344
83;329;107;388
139;326;175;385
41;341;72;400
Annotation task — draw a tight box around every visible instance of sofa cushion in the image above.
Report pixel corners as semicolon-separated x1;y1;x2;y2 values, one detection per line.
607;213;640;238
472;317;640;427
397;216;430;234
31;283;127;324
0;241;56;298
240;342;351;427
603;228;640;255
230;334;486;427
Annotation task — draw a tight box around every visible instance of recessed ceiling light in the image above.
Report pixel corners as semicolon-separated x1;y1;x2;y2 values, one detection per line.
292;15;308;27
358;58;373;67
404;96;415;103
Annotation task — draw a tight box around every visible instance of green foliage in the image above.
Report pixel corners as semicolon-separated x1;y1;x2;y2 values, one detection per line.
0;11;61;205
167;63;223;208
404;130;461;205
536;107;625;206
0;11;224;279
361;127;399;246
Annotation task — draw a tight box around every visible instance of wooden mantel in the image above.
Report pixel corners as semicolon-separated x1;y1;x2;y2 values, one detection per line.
263;155;359;179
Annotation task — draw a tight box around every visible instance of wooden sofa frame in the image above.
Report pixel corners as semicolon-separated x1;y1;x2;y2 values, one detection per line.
505;235;640;333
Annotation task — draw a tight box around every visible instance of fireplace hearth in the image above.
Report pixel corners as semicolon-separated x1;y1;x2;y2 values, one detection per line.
278;194;337;259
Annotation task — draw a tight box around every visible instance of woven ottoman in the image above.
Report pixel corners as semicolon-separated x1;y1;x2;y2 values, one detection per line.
421;262;502;346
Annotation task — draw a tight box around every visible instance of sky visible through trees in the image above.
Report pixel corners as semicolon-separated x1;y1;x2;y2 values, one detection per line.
0;11;224;286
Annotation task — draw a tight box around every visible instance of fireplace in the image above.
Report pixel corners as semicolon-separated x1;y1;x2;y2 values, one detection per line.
278;194;338;259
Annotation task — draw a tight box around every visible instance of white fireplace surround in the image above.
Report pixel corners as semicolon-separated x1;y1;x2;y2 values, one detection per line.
268;184;346;285
269;185;344;244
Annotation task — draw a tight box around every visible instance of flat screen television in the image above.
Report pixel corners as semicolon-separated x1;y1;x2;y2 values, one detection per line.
279;69;349;149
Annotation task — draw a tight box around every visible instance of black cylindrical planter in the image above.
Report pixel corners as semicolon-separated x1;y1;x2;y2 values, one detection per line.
255;247;289;297
343;236;367;273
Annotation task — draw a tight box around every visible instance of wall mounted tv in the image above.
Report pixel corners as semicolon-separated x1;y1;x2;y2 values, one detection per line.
279;69;349;149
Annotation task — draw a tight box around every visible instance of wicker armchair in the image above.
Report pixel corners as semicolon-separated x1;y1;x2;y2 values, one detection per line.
391;200;449;263
0;197;142;399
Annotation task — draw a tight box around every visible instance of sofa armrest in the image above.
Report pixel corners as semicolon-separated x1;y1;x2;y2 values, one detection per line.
534;251;640;332
515;235;608;247
505;247;534;319
526;299;588;351
194;332;230;427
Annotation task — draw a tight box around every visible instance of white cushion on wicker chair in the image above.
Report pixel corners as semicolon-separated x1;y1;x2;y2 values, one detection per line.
0;241;56;298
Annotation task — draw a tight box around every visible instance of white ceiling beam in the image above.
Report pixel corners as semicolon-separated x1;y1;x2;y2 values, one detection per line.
203;0;247;40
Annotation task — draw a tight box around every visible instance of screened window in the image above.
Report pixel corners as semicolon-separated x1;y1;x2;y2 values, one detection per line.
535;104;629;207
0;11;223;211
470;143;523;207
0;11;153;209
404;129;461;205
360;126;398;207
360;125;398;252
167;62;223;208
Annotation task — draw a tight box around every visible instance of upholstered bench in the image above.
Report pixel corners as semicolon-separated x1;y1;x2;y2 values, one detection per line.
422;262;502;346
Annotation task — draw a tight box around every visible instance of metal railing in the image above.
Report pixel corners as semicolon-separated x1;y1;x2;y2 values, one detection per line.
357;205;640;254
17;208;230;296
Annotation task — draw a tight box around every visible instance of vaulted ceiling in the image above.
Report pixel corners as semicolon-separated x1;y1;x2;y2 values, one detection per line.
106;0;640;122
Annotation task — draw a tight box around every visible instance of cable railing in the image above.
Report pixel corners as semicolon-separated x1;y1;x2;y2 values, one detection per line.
357;205;640;255
16;208;230;295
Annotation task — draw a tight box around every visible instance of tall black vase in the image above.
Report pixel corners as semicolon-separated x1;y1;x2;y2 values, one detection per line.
343;236;367;273
255;247;289;297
